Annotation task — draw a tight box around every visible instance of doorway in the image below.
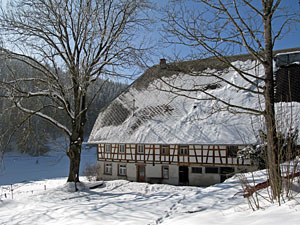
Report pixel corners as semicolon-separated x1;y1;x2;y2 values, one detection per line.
137;165;146;182
179;166;189;185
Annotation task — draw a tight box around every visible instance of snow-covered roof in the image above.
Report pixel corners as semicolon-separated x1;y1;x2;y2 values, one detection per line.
88;49;300;145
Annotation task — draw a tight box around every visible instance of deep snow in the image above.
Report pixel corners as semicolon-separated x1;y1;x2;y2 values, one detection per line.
0;150;299;225
0;147;97;185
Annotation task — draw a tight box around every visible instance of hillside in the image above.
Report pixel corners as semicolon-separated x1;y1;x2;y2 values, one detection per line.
0;57;127;156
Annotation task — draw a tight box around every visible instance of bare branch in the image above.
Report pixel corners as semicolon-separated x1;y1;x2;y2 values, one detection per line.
0;0;151;183
14;100;72;136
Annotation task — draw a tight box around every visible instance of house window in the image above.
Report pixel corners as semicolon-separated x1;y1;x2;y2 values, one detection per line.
137;144;144;154
119;165;127;176
191;167;202;174
227;145;238;157
119;144;125;154
179;145;188;155
162;166;169;179
220;167;235;175
161;145;169;155
105;144;111;153
205;167;219;174
104;163;112;175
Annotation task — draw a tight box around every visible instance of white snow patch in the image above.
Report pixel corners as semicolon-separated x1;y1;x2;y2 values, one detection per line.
0;152;299;225
0;170;299;225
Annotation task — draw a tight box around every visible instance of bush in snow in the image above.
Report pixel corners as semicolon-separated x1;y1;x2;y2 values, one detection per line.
238;144;266;169
83;163;98;182
238;129;299;170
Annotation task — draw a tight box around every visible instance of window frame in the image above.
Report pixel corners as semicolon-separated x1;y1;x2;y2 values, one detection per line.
161;145;170;155
137;144;144;154
205;166;219;174
104;163;112;175
191;167;202;174
118;164;127;176
162;166;169;179
105;144;111;153
220;167;235;175
179;145;189;156
119;144;125;154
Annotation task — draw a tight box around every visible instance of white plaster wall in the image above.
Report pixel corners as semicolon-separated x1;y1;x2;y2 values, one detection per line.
127;163;137;182
96;161;257;187
167;165;179;185
97;161;114;181
146;164;161;177
96;161;131;181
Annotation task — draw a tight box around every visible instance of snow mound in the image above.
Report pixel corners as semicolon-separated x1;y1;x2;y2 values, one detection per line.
1;165;300;225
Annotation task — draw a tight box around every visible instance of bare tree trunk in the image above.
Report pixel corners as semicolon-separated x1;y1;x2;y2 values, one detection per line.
264;80;282;201
67;142;81;183
67;92;87;183
263;6;281;201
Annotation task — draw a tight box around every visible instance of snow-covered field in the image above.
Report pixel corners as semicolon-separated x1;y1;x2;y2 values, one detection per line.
0;147;97;185
0;150;300;225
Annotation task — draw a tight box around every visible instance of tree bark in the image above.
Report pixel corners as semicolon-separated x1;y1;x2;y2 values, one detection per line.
67;93;87;185
67;141;82;183
263;3;281;201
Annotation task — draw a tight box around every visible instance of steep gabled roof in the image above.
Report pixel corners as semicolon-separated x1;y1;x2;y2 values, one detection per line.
88;48;300;145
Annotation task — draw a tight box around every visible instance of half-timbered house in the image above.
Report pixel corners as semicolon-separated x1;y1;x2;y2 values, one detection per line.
88;48;300;186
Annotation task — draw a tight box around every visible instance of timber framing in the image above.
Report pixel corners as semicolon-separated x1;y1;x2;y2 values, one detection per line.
96;143;251;166
88;49;300;186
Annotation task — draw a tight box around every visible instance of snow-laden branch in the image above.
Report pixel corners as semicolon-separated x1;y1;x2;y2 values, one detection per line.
15;101;72;137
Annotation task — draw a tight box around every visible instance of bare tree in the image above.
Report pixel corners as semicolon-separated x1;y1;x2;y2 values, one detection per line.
160;0;299;202
0;0;150;186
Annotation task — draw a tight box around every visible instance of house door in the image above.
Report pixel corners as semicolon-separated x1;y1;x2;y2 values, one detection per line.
137;165;146;182
179;166;189;185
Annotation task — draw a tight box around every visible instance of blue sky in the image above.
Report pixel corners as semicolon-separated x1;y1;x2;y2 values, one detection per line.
268;0;300;50
151;0;300;62
1;0;299;71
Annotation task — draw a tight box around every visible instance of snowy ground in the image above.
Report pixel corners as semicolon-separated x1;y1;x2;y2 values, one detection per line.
0;147;97;185
0;151;300;225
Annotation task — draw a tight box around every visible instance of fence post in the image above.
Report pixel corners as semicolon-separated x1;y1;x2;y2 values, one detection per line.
10;184;13;200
